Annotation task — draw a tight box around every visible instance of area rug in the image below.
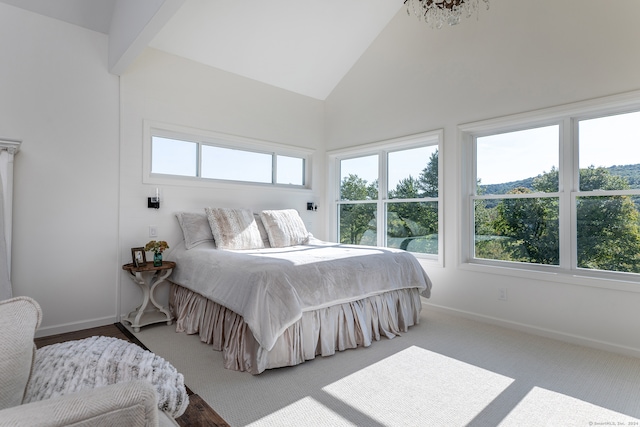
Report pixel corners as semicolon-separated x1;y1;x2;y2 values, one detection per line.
130;306;640;426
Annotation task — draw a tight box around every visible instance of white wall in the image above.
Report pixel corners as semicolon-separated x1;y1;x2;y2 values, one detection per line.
0;3;325;334
325;0;640;355
5;0;640;357
0;4;120;334
118;48;326;318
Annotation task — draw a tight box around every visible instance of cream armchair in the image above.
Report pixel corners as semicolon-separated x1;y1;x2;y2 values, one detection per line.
0;296;181;427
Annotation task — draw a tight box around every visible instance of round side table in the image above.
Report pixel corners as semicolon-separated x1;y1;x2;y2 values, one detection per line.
122;261;176;332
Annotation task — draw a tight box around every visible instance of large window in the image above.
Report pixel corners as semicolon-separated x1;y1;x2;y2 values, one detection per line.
145;122;311;188
330;131;442;260
463;94;640;279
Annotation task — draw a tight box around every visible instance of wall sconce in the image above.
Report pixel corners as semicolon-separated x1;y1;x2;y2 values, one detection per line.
148;188;160;209
307;202;318;211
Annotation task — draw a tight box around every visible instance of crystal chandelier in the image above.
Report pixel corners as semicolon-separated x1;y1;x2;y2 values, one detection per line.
405;0;490;29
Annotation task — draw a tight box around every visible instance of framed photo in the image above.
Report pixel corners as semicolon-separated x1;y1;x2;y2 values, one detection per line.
131;247;147;267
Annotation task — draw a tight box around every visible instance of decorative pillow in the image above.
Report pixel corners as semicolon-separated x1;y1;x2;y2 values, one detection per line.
205;207;265;250
176;212;215;249
0;296;42;410
254;213;271;248
260;209;310;248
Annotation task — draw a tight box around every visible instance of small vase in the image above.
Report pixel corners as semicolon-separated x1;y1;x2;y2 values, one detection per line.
153;252;162;267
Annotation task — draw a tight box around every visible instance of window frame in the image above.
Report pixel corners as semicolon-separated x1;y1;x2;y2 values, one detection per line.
328;130;443;264
460;90;640;289
143;121;313;190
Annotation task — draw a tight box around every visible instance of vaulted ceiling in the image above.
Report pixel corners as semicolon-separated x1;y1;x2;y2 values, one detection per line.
1;0;403;100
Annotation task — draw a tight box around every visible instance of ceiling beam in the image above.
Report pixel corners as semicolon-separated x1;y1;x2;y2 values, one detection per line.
108;0;185;75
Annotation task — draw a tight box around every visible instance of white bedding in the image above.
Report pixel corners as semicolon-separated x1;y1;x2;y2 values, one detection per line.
168;237;432;352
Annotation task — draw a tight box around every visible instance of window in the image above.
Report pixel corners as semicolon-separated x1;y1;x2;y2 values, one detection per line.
330;130;442;261
201;145;272;183
463;94;640;280
151;137;198;177
144;122;310;188
474;125;560;266
576;111;640;273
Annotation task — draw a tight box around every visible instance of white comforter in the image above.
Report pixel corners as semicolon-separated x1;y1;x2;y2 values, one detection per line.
168;238;432;351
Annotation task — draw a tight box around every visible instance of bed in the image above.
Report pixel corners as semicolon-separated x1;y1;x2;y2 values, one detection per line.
167;208;432;374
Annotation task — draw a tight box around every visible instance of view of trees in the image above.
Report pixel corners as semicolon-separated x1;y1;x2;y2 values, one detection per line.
339;149;640;273
475;165;640;273
339;151;439;254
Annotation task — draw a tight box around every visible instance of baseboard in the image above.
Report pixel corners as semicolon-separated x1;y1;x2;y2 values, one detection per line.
34;315;119;338
423;302;640;360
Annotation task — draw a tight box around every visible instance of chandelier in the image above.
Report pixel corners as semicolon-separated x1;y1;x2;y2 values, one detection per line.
405;0;490;29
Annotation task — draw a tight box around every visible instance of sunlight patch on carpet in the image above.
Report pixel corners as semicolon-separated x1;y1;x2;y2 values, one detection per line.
246;396;358;427
322;346;514;426
500;386;640;426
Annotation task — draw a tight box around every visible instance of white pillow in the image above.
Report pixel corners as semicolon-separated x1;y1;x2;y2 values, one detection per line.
254;213;271;248
176;212;215;249
205;207;265;250
260;209;310;248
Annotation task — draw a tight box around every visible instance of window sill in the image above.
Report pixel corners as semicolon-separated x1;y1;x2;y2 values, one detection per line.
459;261;640;293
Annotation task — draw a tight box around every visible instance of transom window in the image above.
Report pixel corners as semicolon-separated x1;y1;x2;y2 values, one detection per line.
145;122;311;188
329;130;442;261
463;96;640;279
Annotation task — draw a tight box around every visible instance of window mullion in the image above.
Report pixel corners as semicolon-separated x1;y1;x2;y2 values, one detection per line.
564;117;578;271
271;153;277;185
378;150;387;248
196;142;202;178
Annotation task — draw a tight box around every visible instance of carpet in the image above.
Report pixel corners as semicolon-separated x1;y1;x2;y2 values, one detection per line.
130;305;640;426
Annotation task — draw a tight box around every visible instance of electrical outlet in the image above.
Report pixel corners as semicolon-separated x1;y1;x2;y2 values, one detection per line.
149;225;158;238
498;288;508;301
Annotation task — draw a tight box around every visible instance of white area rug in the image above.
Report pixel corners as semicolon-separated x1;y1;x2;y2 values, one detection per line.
131;306;640;426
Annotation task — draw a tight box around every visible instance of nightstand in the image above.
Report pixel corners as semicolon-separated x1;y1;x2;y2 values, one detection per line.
122;261;176;332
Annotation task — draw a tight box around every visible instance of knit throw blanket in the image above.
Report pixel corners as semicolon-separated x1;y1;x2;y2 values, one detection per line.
23;336;189;418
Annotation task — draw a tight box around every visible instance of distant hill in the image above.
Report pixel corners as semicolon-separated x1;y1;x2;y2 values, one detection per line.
479;164;640;194
608;164;640;188
480;177;535;195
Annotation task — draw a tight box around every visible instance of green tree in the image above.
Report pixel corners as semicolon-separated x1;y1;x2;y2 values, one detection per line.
492;187;559;264
388;176;424;238
489;165;640;272
339;174;377;245
387;150;439;252
418;151;439;197
473;179;505;259
575;167;640;272
340;174;377;201
339;150;440;251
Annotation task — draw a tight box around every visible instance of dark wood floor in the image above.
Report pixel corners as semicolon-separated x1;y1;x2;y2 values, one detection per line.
34;323;230;427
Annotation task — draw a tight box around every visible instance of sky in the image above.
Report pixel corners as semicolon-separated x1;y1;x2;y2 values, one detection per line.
477;111;640;185
151;111;640;188
340;145;438;191
152;138;304;185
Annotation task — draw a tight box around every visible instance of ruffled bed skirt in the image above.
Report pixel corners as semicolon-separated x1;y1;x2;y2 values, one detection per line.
169;283;423;375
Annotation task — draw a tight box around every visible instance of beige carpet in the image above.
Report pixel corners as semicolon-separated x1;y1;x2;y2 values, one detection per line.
131;306;640;426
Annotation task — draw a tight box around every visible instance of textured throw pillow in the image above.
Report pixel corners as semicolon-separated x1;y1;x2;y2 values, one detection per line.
253;213;271;248
176;212;215;249
260;209;310;248
0;296;42;410
205;207;265;250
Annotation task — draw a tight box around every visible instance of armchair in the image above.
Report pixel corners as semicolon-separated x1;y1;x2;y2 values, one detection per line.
0;296;183;427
